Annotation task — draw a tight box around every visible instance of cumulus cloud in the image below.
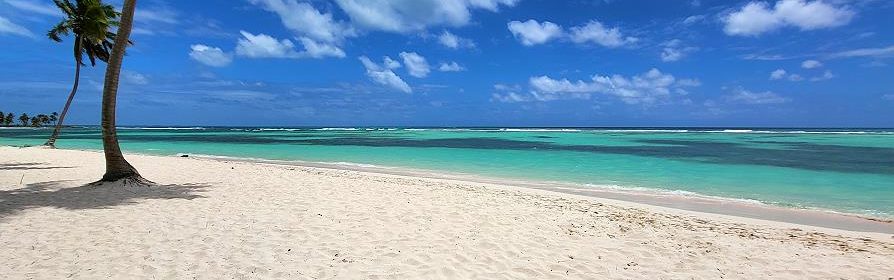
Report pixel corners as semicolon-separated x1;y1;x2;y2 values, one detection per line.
0;16;34;38
233;31;345;59
568;20;638;48
438;31;475;49
769;68;804;81
250;0;354;43
249;0;513;58
723;0;855;36
770;69;787;80
236;31;303;59
248;0;354;60
334;0;517;33
508;19;636;48
517;68;698;104
726;88;789;104
507;20;563;46
189;44;233;67
383;56;401;69
298;37;346;58
438;62;465;72
359;56;412;93
801;59;823;69
399;52;430;78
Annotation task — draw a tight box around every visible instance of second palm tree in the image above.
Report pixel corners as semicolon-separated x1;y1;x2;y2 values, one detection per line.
44;0;122;148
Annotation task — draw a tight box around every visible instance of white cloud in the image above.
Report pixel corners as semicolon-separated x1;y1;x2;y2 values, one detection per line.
383;56;401;69
123;71;149;85
250;0;354;43
359;56;412;93
724;3;784;36
438;62;465;72
4;0;61;17
507;20;563;46
438;31;475;49
0;16;34;38
810;70;835;81
801;59;823;69
660;39;697;62
524;68;697;104
508;19;636;48
189;44;233;67
770;69;787;80
769;68;805;81
249;0;511;58
661;48;685;62
298;37;346;58
723;0;855;36
334;0;517;33
883;94;894;102
726;88;789;104
399;52;430;78
568;20;638;48
830;45;894;58
232;31;345;60
236;31;302;59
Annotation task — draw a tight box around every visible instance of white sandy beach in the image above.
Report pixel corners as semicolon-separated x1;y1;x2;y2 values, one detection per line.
1;146;893;279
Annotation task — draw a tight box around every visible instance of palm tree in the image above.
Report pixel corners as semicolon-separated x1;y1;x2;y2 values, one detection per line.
0;111;4;126
44;0;122;148
38;114;51;126
98;0;145;183
19;113;29;126
50;112;59;126
4;113;13;126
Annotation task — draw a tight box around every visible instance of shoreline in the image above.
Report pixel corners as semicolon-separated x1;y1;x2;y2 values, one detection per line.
192;153;894;235
10;145;894;235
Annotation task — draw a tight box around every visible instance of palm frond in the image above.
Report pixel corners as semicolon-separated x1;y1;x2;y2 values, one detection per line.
50;0;132;66
47;21;71;42
52;0;76;17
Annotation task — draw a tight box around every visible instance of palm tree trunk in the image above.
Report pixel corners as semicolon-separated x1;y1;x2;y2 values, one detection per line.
99;0;142;182
44;56;81;148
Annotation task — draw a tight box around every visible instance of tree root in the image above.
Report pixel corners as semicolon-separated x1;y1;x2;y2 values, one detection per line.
89;175;155;188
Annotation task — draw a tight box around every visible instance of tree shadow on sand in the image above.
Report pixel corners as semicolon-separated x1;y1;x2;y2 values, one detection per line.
0;162;76;171
0;180;208;220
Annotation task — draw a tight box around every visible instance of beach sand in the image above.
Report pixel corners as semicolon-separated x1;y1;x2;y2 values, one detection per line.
1;146;893;279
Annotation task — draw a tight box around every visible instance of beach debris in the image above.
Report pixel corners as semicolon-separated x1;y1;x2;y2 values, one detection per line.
180;154;189;157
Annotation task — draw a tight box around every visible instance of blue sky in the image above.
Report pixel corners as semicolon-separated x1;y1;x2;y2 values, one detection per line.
0;0;892;127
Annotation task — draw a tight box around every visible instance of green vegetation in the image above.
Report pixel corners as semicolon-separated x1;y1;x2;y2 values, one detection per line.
0;111;60;127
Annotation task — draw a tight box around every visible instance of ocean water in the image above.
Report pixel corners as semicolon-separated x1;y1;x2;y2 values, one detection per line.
2;127;893;218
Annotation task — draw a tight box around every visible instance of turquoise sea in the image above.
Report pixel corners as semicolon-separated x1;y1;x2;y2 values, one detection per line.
2;127;893;218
